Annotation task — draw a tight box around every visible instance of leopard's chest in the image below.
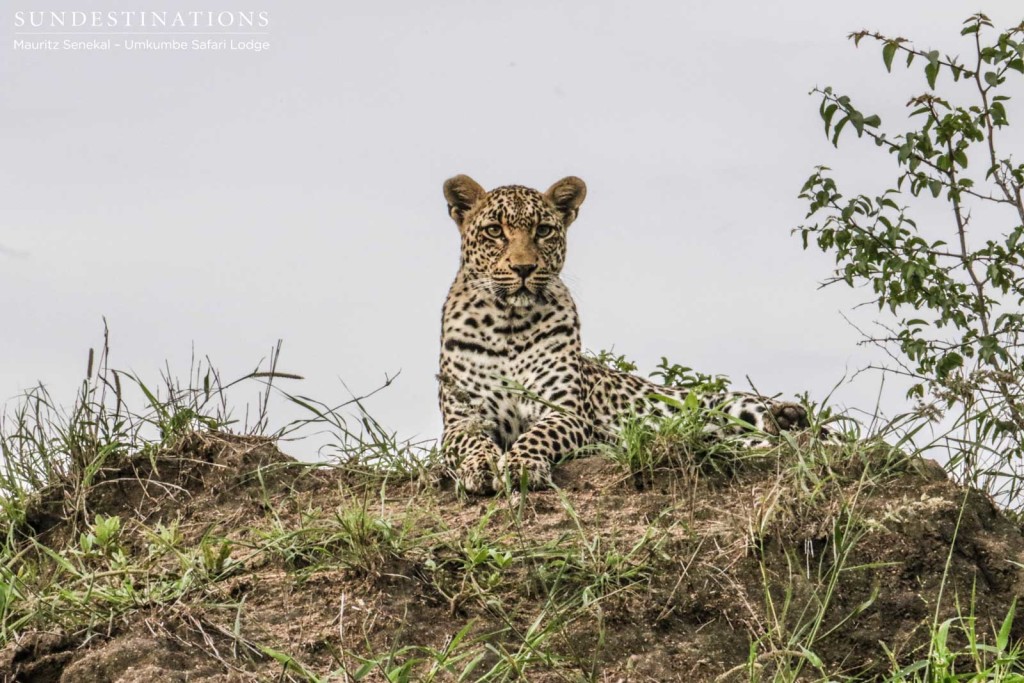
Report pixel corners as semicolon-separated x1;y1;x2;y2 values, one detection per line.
441;292;583;446
445;307;575;391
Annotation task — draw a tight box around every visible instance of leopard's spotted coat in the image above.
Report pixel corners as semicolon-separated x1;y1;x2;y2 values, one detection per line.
439;175;814;494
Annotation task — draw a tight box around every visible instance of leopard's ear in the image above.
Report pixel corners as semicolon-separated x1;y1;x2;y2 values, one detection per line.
443;175;487;226
544;176;587;227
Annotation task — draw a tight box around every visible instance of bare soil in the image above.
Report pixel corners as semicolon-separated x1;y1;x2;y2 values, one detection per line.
3;433;1023;682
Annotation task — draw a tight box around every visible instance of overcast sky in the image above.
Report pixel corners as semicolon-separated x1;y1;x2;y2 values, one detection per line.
3;1;1022;458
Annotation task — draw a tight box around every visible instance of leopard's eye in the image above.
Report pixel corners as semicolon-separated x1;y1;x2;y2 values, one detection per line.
535;224;555;238
482;224;503;239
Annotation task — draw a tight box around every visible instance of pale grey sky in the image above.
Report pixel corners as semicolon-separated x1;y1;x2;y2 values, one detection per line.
3;1;1021;456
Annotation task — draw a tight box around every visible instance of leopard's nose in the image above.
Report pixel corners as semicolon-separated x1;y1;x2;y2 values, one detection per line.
511;264;537;279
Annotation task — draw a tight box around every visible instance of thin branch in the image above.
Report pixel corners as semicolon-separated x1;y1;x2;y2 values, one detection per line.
847;31;976;77
972;29;1024;226
814;88;1013;206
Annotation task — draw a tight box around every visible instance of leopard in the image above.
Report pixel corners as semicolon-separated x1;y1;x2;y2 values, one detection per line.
438;174;820;495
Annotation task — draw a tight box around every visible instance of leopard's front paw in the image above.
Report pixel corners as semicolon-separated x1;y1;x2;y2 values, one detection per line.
493;453;552;492
457;455;497;495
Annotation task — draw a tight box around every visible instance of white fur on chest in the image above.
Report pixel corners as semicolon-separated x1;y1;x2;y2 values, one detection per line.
444;298;576;444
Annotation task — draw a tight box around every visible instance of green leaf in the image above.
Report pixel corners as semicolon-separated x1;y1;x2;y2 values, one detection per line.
882;42;897;72
851;112;865;136
800;646;824;669
984;71;1000;88
895;660;930;677
997;598;1016;652
822;103;838;134
936;351;963;377
925;62;939;89
354;661;376;679
831;117;848;146
929;179;943;198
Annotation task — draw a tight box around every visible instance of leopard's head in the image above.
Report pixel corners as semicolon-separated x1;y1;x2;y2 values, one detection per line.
443;175;587;307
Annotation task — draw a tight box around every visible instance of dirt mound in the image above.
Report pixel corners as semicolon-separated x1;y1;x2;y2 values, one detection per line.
19;432;298;542
3;433;1023;681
